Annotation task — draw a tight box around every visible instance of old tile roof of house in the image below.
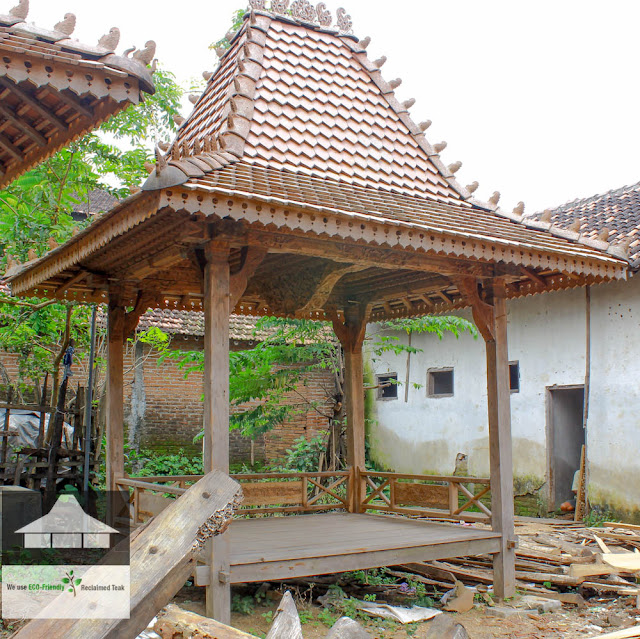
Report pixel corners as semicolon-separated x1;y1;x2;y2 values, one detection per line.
526;182;640;267
72;189;121;218
136;307;269;342
0;1;156;188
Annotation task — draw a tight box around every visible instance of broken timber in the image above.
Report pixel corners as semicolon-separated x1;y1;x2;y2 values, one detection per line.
155;604;258;638
13;470;242;639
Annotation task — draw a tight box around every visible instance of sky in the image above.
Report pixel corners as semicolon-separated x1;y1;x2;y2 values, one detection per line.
20;0;640;213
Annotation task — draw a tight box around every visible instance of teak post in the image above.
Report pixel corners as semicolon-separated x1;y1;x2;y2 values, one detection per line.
106;299;125;494
333;304;368;513
484;280;516;599
203;245;231;623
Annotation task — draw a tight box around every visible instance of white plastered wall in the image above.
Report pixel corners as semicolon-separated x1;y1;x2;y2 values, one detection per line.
368;274;640;516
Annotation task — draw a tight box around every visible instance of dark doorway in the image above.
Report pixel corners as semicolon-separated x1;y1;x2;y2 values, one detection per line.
547;386;585;510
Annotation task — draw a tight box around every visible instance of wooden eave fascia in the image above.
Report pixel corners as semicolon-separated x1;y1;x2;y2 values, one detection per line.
7;190;161;295
5;182;629;318
161;185;629;281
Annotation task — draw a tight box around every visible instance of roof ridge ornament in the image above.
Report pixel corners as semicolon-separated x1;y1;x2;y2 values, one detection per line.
251;1;354;34
9;0;28;21
291;0;316;23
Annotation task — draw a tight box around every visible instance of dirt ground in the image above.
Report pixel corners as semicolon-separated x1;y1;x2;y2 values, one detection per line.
171;585;640;639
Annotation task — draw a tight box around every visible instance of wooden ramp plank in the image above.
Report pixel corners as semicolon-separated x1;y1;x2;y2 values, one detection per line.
13;470;242;639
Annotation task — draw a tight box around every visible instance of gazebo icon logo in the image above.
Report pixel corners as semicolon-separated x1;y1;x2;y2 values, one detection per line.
15;495;117;550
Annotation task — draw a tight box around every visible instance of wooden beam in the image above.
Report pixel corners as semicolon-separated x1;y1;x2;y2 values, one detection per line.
229;246;266;310
203;243;231;623
13;471;242;639
0;77;68;131
156;604;259;638
106;299;124;494
457;276;495;342
54;270;88;297
0;102;48;146
240;229;495;278
520;266;547;288
123;290;158;338
56;89;94;120
484;279;516;599
0;131;23;161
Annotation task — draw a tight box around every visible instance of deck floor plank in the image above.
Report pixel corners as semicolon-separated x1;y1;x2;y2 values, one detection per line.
227;513;501;581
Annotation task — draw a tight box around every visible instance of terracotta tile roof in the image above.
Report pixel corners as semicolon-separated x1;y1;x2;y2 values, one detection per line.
0;4;155;188
526;182;640;267
141;8;630;268
146;10;467;202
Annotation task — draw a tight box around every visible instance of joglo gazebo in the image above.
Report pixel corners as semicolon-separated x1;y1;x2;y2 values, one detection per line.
7;1;629;623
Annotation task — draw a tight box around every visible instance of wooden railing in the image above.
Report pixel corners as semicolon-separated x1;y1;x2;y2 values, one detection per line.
359;470;492;522
115;470;351;526
115;469;491;527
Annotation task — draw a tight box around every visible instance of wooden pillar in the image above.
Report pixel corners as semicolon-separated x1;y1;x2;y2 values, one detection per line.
202;245;231;623
332;304;368;513
484;281;516;599
106;300;125;494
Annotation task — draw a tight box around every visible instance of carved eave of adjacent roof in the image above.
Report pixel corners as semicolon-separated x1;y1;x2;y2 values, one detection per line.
142;3;471;203
0;0;158;187
512;181;640;269
0;1;156;94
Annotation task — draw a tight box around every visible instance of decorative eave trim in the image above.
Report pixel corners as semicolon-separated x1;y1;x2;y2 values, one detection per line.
159;185;628;279
7;190;161;295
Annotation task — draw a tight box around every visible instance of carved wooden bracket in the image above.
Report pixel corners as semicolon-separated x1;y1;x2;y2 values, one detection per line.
456;276;495;343
296;263;366;317
330;302;371;354
123;290;158;340
229;247;266;311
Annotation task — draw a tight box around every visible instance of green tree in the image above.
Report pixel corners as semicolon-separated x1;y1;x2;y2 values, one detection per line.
144;315;476;450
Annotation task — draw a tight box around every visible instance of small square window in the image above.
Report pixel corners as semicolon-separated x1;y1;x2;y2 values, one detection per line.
427;368;454;397
509;361;520;393
376;373;398;400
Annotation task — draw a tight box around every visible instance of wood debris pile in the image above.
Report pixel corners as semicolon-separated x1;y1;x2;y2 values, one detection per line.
393;519;640;605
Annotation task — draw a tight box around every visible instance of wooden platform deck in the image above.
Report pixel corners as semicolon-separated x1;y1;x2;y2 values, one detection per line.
228;512;501;583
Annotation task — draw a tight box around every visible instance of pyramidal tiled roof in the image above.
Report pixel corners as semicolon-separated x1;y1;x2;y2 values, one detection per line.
525;182;640;266
143;6;468;202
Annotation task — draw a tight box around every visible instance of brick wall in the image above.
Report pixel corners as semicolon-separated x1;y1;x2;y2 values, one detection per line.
0;337;335;465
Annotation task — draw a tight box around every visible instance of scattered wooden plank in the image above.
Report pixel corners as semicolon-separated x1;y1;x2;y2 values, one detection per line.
155;603;258;638
603;522;640;534
569;561;618;580
12;470;242;639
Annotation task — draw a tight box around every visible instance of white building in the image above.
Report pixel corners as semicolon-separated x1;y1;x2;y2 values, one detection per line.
367;182;640;520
